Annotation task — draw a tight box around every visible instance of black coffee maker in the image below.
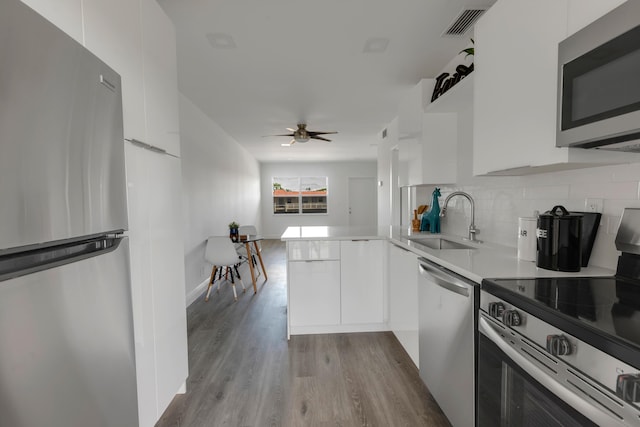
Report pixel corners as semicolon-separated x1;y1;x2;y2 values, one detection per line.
536;205;583;272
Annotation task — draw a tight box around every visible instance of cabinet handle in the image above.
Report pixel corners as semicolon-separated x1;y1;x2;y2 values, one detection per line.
99;75;116;92
351;239;370;242
126;138;167;155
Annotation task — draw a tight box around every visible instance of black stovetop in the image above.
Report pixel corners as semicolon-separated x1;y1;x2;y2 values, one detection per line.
482;254;640;368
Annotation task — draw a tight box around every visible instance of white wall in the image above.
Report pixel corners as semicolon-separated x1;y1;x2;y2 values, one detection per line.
260;161;377;238
408;105;640;271
179;94;261;302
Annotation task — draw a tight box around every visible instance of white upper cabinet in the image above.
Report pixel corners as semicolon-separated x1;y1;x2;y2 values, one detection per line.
397;80;426;187
420;112;458;185
20;0;83;43
140;0;181;157
566;0;627;35
473;0;631;176
84;0;180;156
83;0;146;142
398;79;459;186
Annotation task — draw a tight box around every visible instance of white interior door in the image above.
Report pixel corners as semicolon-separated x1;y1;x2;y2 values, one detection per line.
348;177;377;226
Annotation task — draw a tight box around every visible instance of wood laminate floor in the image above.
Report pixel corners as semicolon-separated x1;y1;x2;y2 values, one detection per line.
156;240;451;427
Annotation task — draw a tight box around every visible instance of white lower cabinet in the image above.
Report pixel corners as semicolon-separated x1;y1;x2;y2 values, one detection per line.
287;239;386;335
340;240;385;324
388;243;419;366
289;260;341;327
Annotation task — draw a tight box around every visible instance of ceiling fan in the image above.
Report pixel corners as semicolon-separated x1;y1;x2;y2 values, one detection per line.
268;123;338;145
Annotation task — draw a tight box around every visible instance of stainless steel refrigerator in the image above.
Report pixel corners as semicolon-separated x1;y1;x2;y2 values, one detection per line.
0;1;138;426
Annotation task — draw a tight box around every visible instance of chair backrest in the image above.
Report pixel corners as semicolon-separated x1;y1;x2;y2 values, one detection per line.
238;225;258;236
205;236;240;266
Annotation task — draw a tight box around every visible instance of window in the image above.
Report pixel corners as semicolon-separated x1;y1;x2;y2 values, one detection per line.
273;177;327;214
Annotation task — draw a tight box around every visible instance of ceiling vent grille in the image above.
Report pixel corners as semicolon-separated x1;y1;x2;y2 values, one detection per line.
441;7;488;37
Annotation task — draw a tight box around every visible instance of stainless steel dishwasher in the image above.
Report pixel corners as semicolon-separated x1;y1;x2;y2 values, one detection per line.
418;257;478;427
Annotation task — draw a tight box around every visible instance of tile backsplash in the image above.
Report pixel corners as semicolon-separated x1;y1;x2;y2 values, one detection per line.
415;162;640;270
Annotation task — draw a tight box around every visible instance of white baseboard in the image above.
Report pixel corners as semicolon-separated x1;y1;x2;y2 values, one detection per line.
186;278;209;307
289;323;390;336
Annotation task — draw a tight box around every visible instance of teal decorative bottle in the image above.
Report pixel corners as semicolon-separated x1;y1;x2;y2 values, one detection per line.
420;188;441;233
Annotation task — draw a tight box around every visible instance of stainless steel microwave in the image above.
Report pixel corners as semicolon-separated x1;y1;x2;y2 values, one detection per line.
557;0;640;152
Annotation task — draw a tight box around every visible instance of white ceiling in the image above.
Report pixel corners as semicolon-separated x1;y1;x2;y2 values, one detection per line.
158;0;494;163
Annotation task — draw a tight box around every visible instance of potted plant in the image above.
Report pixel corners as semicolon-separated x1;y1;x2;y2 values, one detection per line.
228;221;239;242
459;38;474;58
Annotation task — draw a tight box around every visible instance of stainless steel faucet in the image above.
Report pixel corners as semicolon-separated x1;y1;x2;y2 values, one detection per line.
440;191;480;242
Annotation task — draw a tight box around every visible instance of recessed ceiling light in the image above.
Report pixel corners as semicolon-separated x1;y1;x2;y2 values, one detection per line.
206;32;237;49
363;37;389;53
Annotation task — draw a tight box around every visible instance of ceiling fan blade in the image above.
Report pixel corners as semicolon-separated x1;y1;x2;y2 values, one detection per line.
264;133;295;137
286;128;296;132
311;135;332;142
308;131;338;136
289;139;296;145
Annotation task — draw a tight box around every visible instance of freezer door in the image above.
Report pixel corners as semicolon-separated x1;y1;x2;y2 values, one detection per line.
0;0;128;251
0;237;138;427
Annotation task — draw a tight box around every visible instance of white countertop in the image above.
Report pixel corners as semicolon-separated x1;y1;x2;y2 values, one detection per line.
281;225;615;283
280;225;389;241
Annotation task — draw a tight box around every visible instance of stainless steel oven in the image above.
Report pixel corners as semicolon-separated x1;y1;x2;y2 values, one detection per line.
478;290;638;426
478;209;640;427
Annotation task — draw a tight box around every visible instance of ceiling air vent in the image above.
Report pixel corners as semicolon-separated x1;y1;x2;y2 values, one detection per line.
441;7;488;37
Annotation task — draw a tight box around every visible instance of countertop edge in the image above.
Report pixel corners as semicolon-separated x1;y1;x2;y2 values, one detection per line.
281;226;616;283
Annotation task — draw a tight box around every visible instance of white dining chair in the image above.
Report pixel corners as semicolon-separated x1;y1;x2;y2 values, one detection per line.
204;236;246;301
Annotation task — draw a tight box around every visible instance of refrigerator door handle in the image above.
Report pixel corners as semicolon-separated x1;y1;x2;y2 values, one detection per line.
0;236;123;282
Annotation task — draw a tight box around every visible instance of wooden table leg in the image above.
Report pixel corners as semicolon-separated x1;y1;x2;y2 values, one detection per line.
253;241;268;280
245;241;258;293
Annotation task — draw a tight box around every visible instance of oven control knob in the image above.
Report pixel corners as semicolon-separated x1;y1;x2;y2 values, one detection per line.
488;302;505;318
546;335;572;356
502;309;522;327
616;374;640;403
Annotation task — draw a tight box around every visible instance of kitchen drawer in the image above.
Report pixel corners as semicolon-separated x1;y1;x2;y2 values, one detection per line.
287;240;340;260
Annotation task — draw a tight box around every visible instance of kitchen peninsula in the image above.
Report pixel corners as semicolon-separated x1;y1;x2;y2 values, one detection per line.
282;225;614;338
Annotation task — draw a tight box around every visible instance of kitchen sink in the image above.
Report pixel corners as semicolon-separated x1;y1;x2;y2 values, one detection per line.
408;237;477;250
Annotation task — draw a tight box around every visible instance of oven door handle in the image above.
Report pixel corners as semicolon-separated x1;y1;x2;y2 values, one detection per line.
479;317;626;427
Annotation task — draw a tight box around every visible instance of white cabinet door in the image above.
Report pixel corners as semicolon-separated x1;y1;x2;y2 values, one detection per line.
567;0;626;35
125;144;188;427
21;0;83;43
124;143;157;427
340;240;384;324
287;240;340;261
140;0;181;156
473;0;569;176
388;243;419;366
83;0;146;142
147;153;188;417
421;112;457;185
472;0;631;176
289;261;341;327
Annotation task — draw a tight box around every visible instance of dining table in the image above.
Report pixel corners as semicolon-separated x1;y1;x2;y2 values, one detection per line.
237;234;268;293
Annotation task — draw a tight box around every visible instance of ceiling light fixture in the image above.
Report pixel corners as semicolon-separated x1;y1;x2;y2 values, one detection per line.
206;32;237;49
363;37;390;53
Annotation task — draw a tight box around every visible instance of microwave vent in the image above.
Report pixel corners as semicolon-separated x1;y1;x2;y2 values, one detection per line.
597;142;640;153
441;7;488;37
